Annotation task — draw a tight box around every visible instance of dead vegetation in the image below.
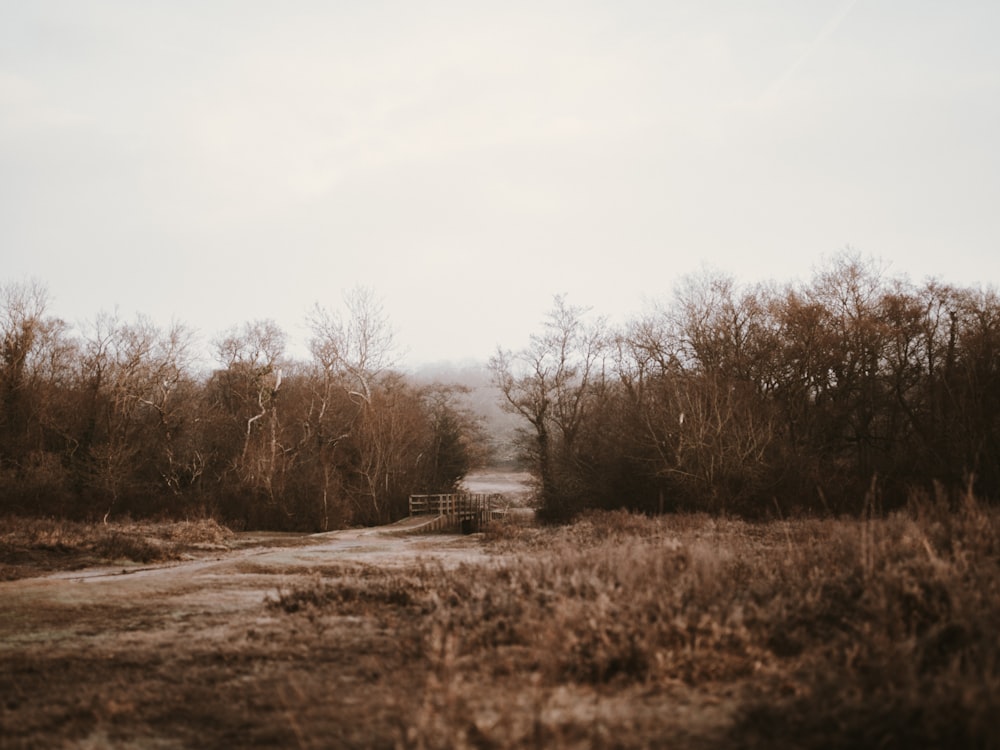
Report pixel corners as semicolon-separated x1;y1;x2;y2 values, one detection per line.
2;491;999;748
258;489;1000;748
0;516;234;579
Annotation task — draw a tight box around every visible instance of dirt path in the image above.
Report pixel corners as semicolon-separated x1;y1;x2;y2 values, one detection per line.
1;493;736;749
0;525;497;749
1;522;489;644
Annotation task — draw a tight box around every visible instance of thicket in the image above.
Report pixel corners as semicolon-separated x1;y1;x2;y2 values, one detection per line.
492;253;1000;518
0;285;482;530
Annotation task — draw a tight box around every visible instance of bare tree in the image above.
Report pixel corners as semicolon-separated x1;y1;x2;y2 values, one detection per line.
490;296;607;518
307;287;402;523
0;280;51;448
210;319;287;501
670;269;781;388
308;286;395;405
75;311;197;519
0;281;82;512
619;306;777;513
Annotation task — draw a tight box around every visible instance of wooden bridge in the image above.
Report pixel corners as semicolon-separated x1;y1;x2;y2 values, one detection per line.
407;493;506;533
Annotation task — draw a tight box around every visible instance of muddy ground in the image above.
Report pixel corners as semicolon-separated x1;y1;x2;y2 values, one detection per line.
0;519;738;749
0;522;483;746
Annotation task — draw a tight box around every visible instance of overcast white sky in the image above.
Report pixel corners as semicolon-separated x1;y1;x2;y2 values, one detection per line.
2;1;999;367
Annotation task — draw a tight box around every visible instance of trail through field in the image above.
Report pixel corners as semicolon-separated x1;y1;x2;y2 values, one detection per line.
2;523;489;642
0;476;739;750
0;523;501;748
2;469;532;648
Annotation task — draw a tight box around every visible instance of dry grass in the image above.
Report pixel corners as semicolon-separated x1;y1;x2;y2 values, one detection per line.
0;516;234;578
2;493;997;748
263;495;1000;748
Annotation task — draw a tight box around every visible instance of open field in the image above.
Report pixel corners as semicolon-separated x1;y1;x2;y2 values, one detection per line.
2;493;999;749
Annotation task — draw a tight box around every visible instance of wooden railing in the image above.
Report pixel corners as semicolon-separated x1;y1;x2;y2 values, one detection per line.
408;493;505;530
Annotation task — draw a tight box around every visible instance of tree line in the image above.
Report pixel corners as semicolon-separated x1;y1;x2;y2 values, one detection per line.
4;252;998;527
492;253;1000;519
0;285;482;529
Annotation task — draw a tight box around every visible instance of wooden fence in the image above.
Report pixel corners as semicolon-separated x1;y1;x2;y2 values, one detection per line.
408;493;505;532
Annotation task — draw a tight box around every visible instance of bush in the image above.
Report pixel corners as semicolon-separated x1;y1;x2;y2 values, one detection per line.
91;530;162;563
0;516;235;571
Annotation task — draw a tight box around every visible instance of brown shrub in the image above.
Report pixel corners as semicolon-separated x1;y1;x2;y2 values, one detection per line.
0;516;236;572
91;530;163;563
